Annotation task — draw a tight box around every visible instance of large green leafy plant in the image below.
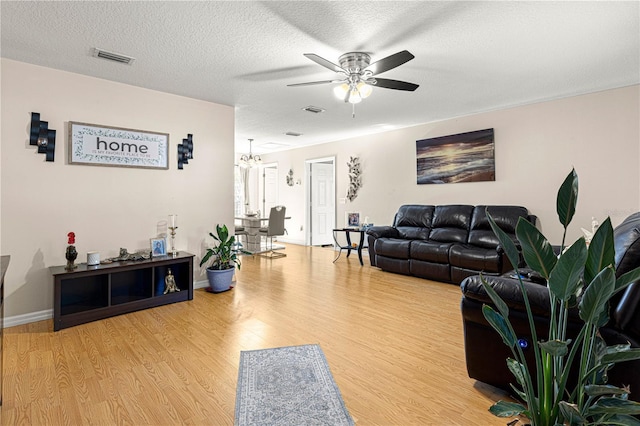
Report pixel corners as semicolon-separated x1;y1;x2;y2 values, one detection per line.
200;224;248;270
482;169;640;425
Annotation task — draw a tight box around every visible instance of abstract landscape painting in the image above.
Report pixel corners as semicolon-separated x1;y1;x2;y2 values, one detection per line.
416;128;495;184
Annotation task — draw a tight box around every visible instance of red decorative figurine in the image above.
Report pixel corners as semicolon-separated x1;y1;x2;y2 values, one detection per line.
65;232;78;270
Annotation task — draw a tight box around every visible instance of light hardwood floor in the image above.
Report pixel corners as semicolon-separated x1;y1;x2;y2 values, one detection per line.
3;244;511;425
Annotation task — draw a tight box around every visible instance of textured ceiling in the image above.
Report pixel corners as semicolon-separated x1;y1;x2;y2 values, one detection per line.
2;1;639;155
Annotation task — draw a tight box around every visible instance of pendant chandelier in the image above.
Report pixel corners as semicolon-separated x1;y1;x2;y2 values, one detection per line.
239;139;261;168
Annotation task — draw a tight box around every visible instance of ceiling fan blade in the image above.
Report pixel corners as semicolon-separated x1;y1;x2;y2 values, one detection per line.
373;78;419;91
365;50;415;75
303;53;346;73
287;80;342;87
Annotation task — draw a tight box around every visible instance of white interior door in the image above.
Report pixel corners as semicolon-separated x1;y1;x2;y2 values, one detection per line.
308;159;335;246
262;165;278;216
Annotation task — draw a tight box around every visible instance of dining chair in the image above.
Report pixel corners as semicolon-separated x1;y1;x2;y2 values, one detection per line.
234;225;248;248
258;206;287;258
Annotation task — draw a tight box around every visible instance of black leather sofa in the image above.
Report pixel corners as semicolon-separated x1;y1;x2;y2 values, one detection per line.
366;204;535;284
461;212;640;400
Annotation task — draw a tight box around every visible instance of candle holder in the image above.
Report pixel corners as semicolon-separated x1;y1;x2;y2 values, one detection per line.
168;214;178;256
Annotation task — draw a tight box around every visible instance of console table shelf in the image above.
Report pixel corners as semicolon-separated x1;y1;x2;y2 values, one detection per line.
51;251;194;331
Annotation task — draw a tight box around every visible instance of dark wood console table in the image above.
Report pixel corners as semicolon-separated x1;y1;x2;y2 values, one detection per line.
50;252;194;331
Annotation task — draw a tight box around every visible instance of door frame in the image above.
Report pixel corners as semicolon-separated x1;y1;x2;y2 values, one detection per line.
305;156;336;246
260;162;278;217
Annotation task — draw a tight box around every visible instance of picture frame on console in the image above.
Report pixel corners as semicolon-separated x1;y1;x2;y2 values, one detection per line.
151;238;167;256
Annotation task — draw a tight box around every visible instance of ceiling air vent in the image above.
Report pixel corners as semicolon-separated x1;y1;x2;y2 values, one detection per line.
91;48;136;65
302;106;325;114
285;132;303;137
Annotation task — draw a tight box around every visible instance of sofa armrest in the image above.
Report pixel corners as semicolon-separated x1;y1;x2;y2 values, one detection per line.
365;225;399;239
460;275;553;317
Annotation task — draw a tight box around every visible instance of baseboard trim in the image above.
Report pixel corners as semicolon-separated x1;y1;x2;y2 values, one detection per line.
194;279;209;289
274;237;306;245
5;309;53;328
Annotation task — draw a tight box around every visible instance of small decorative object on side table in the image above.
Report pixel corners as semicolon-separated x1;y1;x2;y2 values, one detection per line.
65;232;78;271
168;214;178;256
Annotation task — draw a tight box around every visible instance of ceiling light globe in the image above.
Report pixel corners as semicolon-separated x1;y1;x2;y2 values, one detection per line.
348;89;362;104
357;82;373;99
333;83;349;100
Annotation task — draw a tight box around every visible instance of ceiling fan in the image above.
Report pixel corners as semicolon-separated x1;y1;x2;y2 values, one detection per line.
287;50;419;105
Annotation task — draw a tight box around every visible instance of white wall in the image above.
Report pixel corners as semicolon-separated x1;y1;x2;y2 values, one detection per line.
262;85;640;246
0;59;235;320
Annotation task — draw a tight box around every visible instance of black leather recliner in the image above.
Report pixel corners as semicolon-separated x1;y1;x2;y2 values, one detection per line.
366;204;535;284
460;212;640;400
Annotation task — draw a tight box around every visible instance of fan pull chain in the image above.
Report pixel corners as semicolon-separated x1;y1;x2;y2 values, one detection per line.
352;103;356;119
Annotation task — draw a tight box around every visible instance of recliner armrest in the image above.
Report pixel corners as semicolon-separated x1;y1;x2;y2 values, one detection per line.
365;225;400;239
461;275;553;317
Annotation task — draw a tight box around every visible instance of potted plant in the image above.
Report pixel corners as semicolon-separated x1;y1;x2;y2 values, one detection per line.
482;169;640;425
200;224;248;293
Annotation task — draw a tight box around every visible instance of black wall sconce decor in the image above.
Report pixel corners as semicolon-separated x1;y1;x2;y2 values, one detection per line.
177;133;194;170
29;112;56;162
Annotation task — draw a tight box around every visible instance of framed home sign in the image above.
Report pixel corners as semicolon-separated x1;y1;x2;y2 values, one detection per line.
68;122;169;169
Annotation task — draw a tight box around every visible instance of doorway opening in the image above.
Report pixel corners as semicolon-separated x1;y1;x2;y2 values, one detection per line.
305;157;336;246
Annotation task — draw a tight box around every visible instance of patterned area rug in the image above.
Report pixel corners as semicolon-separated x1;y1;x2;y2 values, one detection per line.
235;344;354;425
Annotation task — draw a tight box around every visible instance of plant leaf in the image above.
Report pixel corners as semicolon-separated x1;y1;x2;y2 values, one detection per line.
556;168;578;228
480;275;510;318
217;224;229;242
605;414;640;426
489;400;527;417
602;348;640;364
585;217;614;285
615;266;640;293
558;401;586;425
539;339;570;357
487;211;523;271
579;266;615;324
507;358;526;387
516;219;557;279
585;384;630;396
548;238;587;301
199;249;214;267
587;398;640;415
482;305;516;347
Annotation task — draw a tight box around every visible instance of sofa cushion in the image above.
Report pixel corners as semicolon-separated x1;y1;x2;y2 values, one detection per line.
468;205;529;249
394;204;434;240
449;244;503;273
376;256;410;275
410;240;453;263
429;205;474;243
410;259;451;282
374;238;411;259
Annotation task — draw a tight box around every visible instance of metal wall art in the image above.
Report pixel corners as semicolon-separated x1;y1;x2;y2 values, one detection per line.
68;122;169;169
346;156;361;202
29;112;56;162
286;169;294;186
178;134;194;169
416;128;495;184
